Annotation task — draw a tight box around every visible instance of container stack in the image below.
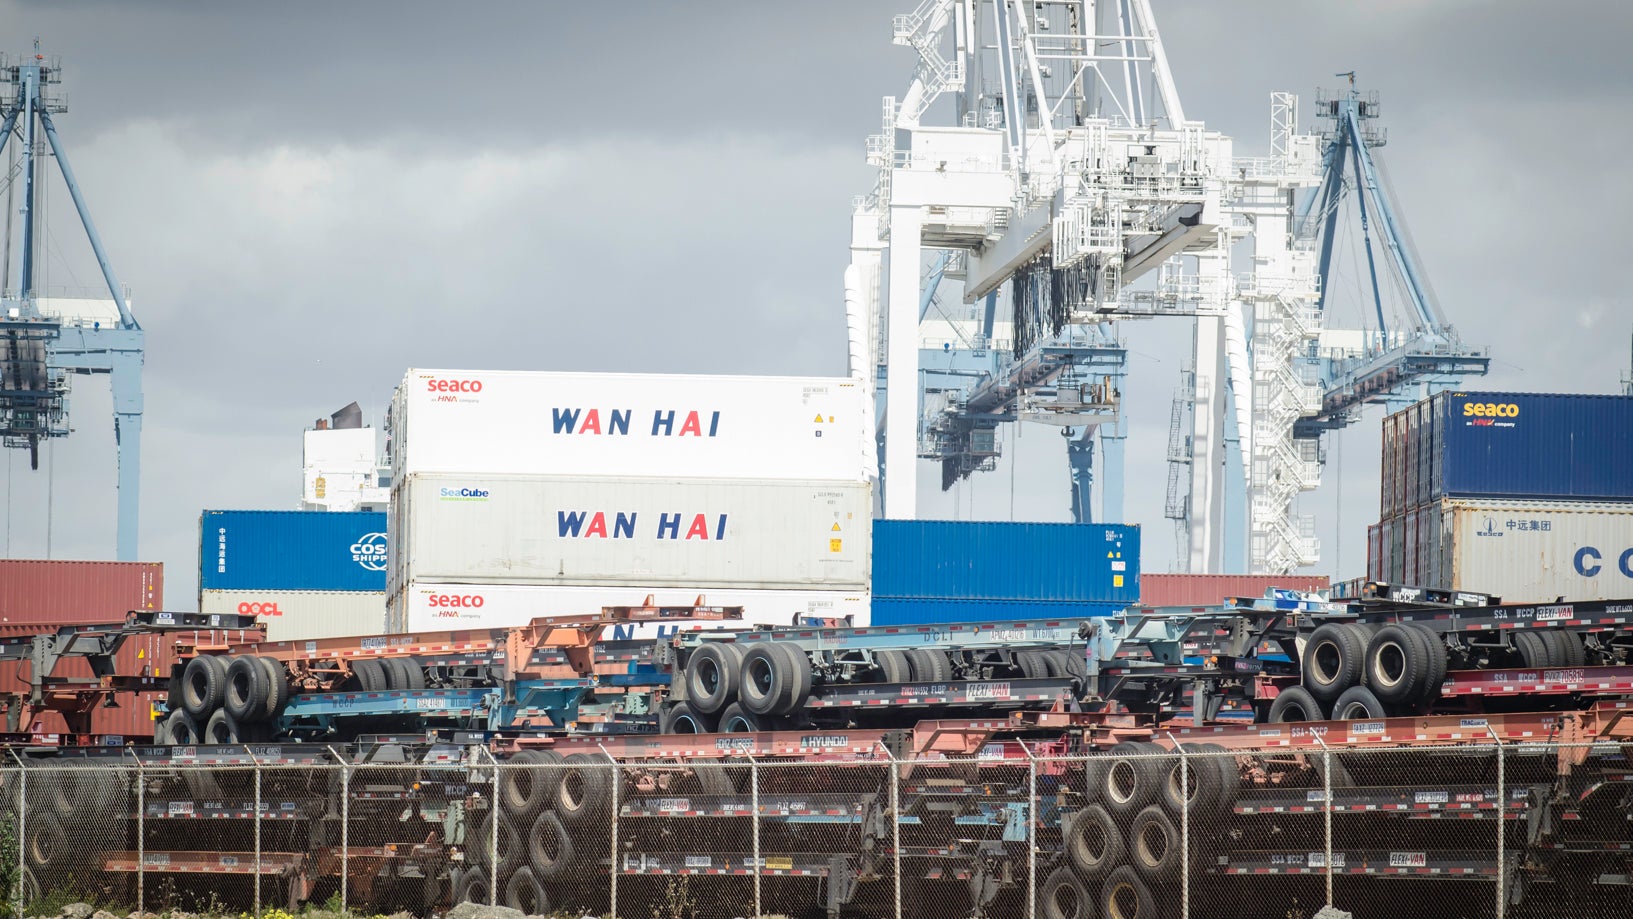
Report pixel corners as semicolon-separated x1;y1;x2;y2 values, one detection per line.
869;520;1139;624
385;370;874;637
0;559;167;737
198;510;388;640
1369;391;1633;602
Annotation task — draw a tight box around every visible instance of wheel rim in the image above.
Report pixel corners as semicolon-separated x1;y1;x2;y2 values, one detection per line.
1374;641;1406;687
186;668;208;702
561;772;585;811
536;832;560;868
1109;761;1137;803
670;711;702;733
1137;821;1168;867
723;713;753;732
697;658;721;696
1311;639;1342;685
1076;817;1107;865
1108;881;1140;919
747;656;775;697
1051;880;1082;918
1168;761;1200;805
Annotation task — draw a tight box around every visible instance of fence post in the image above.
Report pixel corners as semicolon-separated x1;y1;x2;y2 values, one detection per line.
327;747;349;916
245;746;263;918
11;750;26;919
1165;733;1188;919
874;742;901;919
598;745;619;919
483;747;499;908
128;749;145;918
1487;726;1504;919
748;755;761;919
1312;732;1333;908
1018;743;1037;919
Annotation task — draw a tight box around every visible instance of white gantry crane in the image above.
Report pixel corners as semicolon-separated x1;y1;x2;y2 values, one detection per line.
848;2;1486;573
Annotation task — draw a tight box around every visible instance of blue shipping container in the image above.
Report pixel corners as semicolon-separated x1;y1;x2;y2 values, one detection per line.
871;520;1140;603
870;597;1126;627
199;510;388;593
1428;392;1633;502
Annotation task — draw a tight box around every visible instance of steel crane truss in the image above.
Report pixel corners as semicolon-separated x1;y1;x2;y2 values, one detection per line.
0;49;145;558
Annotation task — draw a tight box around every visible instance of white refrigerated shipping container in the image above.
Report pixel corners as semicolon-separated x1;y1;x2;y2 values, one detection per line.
388;582;870;639
389;369;871;482
390;474;871;592
200;589;386;641
1426;499;1633;602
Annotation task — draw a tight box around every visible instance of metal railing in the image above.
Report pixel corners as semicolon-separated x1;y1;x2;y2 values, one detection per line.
0;741;1621;918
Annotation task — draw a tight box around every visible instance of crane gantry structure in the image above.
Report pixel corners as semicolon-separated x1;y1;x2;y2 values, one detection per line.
846;1;1487;574
0;47;144;560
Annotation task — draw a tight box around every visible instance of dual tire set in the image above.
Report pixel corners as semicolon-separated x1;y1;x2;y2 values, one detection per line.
161;655;291;745
1284;622;1590;723
675;640;817;732
457;751;620;915
1045;742;1239;919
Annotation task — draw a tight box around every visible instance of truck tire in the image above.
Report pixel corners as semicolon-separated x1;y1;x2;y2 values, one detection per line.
1040;865;1093;919
1066;803;1123;880
1103;741;1163;818
1129;804;1180;884
906;648;952;683
659;701;717;734
386;657;427;691
556;752;613;829
528;810;574;881
160;708;200;745
453;868;489;906
1406;623;1448;704
685;643;744;715
773;642;812;714
1556;630;1587;667
352;658;388;692
181;655;227;718
1303;623;1366;702
204;706;245;744
739;642;787;716
1267;685;1325;723
1194;743;1240;810
468;809;523;875
501;751;554;818
224;655;270;723
1014;650;1048;680
257;656;291;720
1537;629;1571;669
503;866;549;915
1366;625;1430;704
1513;630;1550;669
718;702;774;733
1331;685;1387;720
1050;649;1088;681
1100;864;1158;919
166;667;184;713
1163;742;1232;815
875;649;912;683
740;642;810;716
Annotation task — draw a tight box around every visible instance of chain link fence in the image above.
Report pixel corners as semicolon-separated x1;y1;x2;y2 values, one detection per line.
1;741;1629;918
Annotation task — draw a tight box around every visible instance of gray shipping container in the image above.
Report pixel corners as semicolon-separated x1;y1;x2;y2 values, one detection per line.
1391;499;1633;602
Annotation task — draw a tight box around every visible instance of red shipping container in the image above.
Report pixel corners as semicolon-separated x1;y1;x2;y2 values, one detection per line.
0;559;168;738
1138;574;1331;607
0;559;163;626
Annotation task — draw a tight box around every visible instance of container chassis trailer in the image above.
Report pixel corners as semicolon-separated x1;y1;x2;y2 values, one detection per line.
5;587;1633;917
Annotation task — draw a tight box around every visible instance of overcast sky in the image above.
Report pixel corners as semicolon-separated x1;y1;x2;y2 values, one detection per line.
2;1;1630;608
